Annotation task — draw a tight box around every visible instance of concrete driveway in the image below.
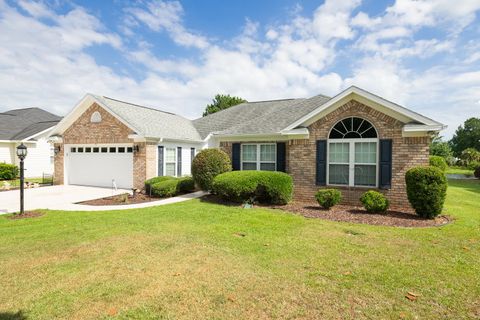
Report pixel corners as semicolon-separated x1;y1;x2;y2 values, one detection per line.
0;185;128;213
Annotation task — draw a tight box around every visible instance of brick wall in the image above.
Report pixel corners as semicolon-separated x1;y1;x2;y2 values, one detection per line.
219;100;430;207
53;103;148;189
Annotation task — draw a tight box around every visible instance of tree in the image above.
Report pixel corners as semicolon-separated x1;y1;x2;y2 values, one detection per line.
203;94;247;116
429;134;453;159
449;117;480;156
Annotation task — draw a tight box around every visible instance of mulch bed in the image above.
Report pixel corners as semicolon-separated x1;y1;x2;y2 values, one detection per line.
7;211;44;220
201;195;452;228
79;193;160;206
269;202;452;227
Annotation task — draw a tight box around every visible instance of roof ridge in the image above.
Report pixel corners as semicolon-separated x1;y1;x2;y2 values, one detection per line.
102;96;178;116
246;98;301;104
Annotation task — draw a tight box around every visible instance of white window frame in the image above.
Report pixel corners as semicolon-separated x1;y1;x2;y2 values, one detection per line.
327;138;379;187
240;143;276;171
164;147;177;177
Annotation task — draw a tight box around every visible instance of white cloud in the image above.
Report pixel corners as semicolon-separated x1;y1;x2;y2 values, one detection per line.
126;0;209;49
0;0;479;140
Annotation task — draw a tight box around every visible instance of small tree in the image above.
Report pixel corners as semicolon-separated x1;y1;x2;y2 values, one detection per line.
203;94;247;116
405;166;447;219
191;149;231;191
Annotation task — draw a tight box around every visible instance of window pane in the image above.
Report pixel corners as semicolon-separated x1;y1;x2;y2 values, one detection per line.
118;147;125;153
329;164;349;185
242;145;256;162
329;143;349;163
354;165;376;186
242;162;257;170
165;148;176;162
165;163;175;176
260;163;276;171
260;144;275;162
355;142;376;164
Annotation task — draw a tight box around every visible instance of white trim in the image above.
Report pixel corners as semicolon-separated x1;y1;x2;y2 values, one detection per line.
50;94;141;137
240;143;276;171
20;126;57;141
282;86;445;132
326;138;378;188
164;147;177;177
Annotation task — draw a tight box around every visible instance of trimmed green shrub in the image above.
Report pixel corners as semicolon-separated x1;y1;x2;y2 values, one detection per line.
150;179;178;197
474;166;480;179
211;171;293;205
177;176;195;193
360;190;389;213
192;149;231;191
0;163;19;180
467;160;480;171
145;176;174;193
405;166;447;219
315;189;342;209
429;155;447;172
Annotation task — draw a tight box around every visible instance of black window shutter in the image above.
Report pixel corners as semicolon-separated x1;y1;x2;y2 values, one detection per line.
276;142;286;172
177;147;182;177
158;146;164;176
232;143;241;171
191;147;195;164
379;139;392;189
316;140;327;186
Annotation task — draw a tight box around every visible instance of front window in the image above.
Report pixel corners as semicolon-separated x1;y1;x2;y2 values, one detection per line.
241;144;276;171
328;117;378;187
165;147;176;176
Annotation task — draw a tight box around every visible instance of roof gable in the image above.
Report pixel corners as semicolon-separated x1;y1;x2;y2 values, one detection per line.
282;86;445;133
51;94;202;142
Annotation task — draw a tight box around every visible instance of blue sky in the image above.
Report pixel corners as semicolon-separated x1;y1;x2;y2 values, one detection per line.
0;0;479;138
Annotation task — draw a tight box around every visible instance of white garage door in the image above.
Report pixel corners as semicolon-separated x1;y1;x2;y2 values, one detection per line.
67;145;133;189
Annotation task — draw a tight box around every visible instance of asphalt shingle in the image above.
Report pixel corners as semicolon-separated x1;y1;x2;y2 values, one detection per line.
0;108;61;140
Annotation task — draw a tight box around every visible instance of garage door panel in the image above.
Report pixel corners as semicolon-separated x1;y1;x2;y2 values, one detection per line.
67;152;133;189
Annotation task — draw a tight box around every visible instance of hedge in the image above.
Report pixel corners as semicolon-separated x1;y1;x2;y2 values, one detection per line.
315;189;341;209
145;176;174;193
212;171;293;204
0;163;19;180
429;155;447;172
150;179;178;197
191;149;231;191
360;190;389;213
211;171;293;205
405;166;447;219
177;176;195;193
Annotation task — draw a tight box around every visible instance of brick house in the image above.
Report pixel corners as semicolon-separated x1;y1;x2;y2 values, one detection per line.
50;86;444;207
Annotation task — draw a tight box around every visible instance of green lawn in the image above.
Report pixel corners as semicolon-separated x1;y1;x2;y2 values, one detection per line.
0;180;479;319
445;166;474;176
1;177;46;187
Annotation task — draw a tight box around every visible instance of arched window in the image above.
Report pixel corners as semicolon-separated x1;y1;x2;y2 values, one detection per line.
329;117;377;139
327;117;378;187
90;111;102;123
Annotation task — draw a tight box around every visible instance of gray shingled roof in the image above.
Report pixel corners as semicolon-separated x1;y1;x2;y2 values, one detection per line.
0;108;61;140
94;95;203;142
192;94;331;139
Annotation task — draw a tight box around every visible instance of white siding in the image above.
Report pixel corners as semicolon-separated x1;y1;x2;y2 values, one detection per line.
157;141;203;176
22;136;54;177
0;143;14;164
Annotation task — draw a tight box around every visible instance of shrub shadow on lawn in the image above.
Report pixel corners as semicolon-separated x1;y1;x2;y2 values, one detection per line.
0;311;27;320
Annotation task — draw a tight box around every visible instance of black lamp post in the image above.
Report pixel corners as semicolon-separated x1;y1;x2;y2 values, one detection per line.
16;143;28;214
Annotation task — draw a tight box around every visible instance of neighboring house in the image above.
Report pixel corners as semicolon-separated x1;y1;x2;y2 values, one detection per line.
50;86;444;207
0;108;61;178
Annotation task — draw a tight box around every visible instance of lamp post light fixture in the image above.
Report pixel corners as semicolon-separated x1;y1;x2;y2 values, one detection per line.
16;143;28;215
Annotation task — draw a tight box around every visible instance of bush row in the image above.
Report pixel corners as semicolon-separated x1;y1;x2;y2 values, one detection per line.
211;171;293;205
0;163;19;180
314;165;447;219
145;176;195;198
